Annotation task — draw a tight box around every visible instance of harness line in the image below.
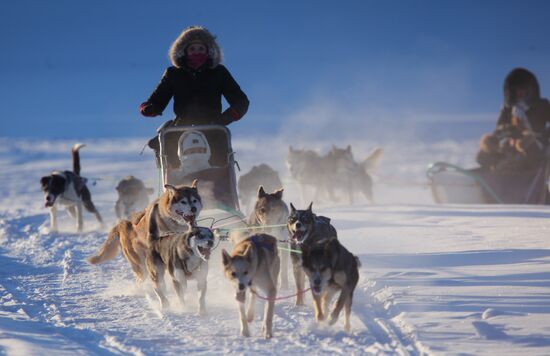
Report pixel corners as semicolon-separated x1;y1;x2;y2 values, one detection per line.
250;287;311;302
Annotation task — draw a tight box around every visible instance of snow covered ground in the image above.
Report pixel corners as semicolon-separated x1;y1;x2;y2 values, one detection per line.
1;137;550;355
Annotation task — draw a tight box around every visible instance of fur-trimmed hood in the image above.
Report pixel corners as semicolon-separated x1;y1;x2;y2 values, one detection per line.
169;26;223;69
503;67;541;107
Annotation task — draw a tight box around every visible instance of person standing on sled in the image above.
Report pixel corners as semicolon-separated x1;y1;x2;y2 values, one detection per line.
476;68;550;171
140;26;249;167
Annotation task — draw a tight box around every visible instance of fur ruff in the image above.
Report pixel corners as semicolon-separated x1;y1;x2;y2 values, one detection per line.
169;26;223;68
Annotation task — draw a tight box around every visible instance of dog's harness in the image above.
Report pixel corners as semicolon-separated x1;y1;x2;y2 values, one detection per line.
250;287;312;302
250;235;275;252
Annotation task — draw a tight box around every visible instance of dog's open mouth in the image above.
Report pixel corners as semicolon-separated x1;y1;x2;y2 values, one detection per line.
290;230;307;243
184;214;196;224
45;200;54;208
312;285;322;295
176;210;196;225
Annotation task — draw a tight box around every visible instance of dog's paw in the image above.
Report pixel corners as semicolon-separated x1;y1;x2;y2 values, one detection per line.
240;328;250;337
328;316;338;326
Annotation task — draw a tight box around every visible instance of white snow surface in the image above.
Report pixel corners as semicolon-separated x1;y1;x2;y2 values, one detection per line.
1;136;550;355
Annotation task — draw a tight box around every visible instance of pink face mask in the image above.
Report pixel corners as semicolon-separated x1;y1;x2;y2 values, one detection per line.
186;53;208;70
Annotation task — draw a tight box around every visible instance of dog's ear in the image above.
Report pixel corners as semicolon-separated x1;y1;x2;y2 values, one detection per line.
164;184;177;195
191;179;198;189
40;176;51;187
273;188;283;199
146;187;155;195
307;202;313;213
221;249;231;266
257;185;266;198
289;145;294;153
290;203;296;213
346;145;351;152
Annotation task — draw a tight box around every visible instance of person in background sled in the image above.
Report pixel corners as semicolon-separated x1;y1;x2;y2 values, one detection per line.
476;68;550;171
140;26;249;166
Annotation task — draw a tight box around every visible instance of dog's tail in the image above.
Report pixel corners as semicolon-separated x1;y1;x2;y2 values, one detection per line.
362;147;384;173
72;143;86;176
87;222;125;264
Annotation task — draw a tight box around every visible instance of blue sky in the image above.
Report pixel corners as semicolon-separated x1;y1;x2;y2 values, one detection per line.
1;0;550;139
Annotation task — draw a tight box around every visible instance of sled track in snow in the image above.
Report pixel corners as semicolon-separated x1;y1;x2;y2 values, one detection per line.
0;212;429;355
353;284;428;355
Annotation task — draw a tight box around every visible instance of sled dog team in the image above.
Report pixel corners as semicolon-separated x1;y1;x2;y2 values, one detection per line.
86;181;359;338
40;144;361;338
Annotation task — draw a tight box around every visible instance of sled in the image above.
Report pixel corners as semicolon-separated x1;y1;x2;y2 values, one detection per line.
427;161;550;204
155;124;242;214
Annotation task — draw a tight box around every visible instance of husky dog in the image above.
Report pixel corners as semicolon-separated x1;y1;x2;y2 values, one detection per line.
222;234;280;338
325;145;383;204
88;181;202;286
40;143;103;232
287;202;337;305
238;164;283;209
302;239;359;332
145;210;215;313
286;146;332;204
248;186;290;289
115;176;154;220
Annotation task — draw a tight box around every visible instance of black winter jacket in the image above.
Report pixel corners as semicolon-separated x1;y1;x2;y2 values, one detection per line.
144;64;249;126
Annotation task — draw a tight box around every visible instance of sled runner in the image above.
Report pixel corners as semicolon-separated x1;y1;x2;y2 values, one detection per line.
427;161;550;204
155;124;241;212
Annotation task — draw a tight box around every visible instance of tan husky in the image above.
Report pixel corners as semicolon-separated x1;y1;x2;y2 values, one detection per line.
247;186;290;289
222;234;280;339
88;180;202;285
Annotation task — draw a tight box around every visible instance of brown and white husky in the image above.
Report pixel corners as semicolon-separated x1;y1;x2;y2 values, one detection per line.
88;180;202;286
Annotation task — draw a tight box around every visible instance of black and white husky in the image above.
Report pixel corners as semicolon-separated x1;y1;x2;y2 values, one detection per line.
39;143;103;233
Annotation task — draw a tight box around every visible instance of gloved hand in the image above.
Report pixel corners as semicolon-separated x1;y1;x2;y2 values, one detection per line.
140;102;159;117
220;108;241;125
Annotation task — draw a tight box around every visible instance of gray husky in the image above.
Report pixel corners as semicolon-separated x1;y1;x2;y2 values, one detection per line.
146;213;215;313
287;145;383;204
238;164;283;210
248;186;290;289
286;146;332;204
115;175;154;220
326;145;383;204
